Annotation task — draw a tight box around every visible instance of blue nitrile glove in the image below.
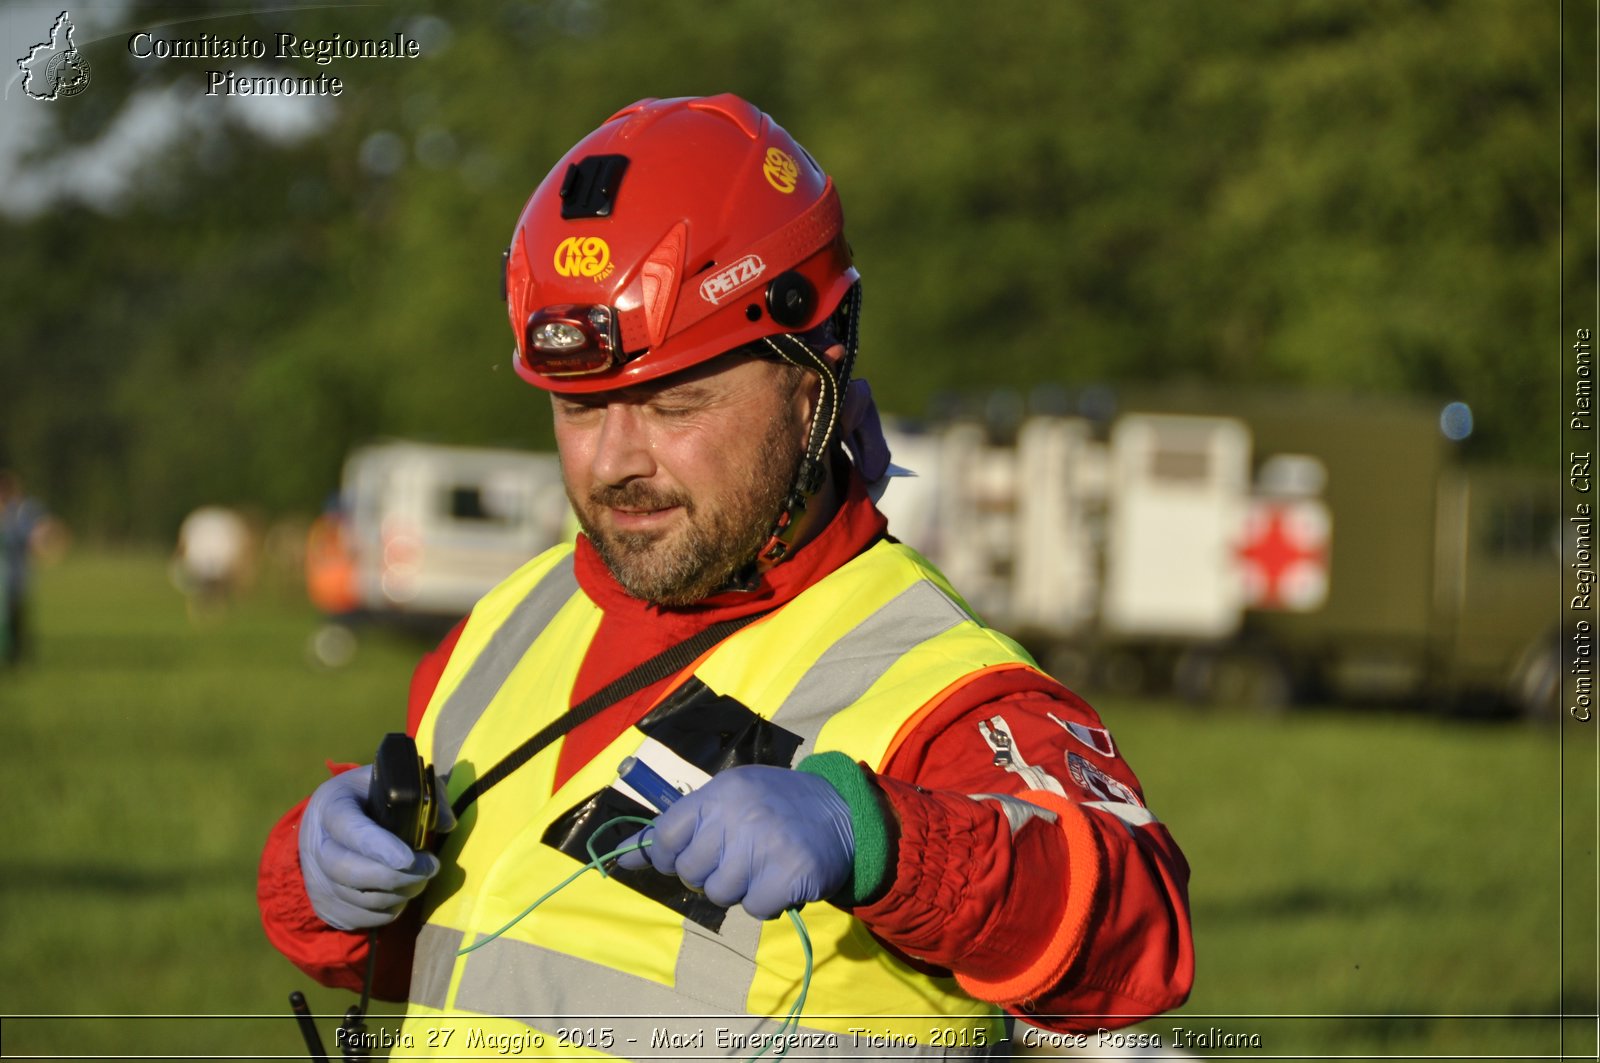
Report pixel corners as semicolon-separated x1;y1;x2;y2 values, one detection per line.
299;765;453;931
616;764;854;920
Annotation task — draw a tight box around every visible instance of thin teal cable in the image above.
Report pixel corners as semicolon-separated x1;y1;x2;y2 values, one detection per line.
451;814;817;1063
746;908;814;1061
586;814;656;868
457;815;655;956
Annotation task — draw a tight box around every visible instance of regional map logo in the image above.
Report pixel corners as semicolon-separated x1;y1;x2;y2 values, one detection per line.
16;11;92;101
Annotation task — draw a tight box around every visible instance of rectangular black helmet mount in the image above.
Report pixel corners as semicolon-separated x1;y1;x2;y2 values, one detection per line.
560;154;630;219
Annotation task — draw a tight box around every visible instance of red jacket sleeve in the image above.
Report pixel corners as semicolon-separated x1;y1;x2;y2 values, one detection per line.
853;667;1193;1032
256;619;467;996
256;790;419;1000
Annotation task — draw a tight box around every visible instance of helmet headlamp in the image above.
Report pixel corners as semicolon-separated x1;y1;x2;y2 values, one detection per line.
520;304;624;377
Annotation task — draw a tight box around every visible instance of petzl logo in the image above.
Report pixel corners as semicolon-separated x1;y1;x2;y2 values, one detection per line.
553;236;613;281
698;255;766;305
16;11;92;101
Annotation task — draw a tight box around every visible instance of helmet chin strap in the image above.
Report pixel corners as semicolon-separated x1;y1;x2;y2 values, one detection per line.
738;283;862;579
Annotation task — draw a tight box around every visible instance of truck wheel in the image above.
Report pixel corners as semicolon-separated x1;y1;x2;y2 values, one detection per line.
1173;648;1218;705
1173;647;1292;710
1096;649;1150;698
1217;650;1292;712
1042;645;1094;691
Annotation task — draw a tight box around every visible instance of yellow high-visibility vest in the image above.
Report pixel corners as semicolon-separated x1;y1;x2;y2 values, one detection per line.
395;539;1044;1059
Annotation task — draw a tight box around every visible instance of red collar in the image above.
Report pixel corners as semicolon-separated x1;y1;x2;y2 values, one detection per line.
573;469;888;624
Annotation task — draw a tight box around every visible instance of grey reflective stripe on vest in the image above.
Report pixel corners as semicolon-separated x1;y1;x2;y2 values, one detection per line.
674;907;763;1014
452;934;998;1058
411;924;466;1009
773;578;968;765
431;556;580;777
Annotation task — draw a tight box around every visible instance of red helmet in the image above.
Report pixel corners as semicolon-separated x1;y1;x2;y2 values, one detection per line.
504;94;859;392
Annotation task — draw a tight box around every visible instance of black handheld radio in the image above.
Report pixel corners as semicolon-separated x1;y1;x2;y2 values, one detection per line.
290;733;438;1063
367;732;437;850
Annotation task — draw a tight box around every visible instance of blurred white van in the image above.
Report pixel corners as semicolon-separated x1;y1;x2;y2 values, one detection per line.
308;442;571;651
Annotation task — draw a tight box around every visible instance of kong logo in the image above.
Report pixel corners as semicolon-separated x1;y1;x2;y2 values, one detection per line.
698;255;766;305
553;236;613;281
762;148;799;194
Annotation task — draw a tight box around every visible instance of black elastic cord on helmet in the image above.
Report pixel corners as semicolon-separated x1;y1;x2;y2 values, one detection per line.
749;282;863;567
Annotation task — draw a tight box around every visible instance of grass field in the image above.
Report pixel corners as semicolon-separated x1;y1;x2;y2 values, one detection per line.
0;551;1594;1061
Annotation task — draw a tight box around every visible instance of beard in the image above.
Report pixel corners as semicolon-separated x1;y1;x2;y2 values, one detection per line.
570;406;806;606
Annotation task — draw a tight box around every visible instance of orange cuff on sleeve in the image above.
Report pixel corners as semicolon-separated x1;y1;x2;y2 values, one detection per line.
955;789;1103;1006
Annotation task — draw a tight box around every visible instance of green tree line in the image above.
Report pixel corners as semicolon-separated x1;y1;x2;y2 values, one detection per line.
0;0;1575;541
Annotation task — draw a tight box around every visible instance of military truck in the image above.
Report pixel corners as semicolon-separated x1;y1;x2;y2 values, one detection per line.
877;394;1559;715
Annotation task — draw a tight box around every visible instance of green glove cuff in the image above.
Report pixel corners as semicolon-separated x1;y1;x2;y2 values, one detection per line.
795;751;892;906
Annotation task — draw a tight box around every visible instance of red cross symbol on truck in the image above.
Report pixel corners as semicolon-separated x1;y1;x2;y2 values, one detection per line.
1237;501;1331;611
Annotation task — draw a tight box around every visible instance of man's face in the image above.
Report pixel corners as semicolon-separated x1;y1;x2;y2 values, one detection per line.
551;355;812;605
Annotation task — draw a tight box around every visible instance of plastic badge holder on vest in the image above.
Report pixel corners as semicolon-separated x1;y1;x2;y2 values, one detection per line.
541;677;803;932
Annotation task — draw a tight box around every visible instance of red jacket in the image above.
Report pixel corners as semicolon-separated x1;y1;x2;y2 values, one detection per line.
258;473;1193;1030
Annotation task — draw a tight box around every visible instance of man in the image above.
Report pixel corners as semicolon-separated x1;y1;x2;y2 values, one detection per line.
259;94;1192;1057
0;469;54;666
172;504;253;623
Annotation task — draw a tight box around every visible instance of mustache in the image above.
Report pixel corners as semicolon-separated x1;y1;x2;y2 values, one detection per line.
588;481;692;512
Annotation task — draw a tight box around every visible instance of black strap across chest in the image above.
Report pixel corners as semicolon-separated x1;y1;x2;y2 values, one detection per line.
449;610;768;819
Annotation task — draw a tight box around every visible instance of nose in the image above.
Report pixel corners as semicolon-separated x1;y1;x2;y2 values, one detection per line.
589;404;656;487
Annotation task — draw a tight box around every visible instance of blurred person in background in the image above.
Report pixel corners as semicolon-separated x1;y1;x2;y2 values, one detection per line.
0;469;63;667
303;496;363;669
171;504;254;623
259;95;1193;1056
304;494;361;620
